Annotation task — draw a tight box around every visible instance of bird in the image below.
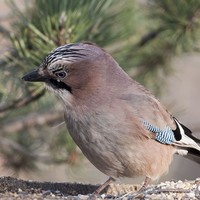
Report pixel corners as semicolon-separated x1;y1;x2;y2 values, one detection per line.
22;42;200;194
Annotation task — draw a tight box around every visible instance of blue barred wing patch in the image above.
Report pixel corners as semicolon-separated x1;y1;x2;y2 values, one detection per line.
143;121;176;144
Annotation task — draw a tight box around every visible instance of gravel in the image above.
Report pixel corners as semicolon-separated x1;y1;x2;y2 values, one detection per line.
0;176;199;199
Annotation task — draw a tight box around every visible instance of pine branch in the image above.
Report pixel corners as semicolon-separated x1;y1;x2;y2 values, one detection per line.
135;27;164;48
1;111;63;134
186;9;200;31
0;136;37;160
0;89;45;113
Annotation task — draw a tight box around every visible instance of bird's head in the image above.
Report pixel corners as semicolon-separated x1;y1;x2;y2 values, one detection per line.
22;43;111;103
22;42;131;106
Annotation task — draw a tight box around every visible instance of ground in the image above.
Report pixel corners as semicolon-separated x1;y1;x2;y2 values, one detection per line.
0;176;199;199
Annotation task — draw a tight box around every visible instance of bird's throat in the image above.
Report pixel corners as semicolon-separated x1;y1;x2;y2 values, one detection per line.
47;79;72;93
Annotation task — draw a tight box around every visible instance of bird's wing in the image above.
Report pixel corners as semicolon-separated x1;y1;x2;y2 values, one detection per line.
120;91;200;153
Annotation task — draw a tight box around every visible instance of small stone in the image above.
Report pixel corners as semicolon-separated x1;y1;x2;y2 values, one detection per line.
192;184;197;189
169;181;175;188
158;183;167;189
165;181;170;185
105;194;116;199
18;191;28;195
13;193;18;197
77;194;89;200
42;190;51;196
147;193;163;199
66;195;76;200
184;182;191;189
186;192;195;198
176;180;184;189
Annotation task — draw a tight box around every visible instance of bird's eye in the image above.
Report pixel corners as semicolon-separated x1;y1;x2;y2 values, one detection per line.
55;71;66;78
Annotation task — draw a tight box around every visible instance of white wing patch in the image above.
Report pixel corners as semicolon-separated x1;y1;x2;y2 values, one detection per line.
143;118;200;153
173;118;200;151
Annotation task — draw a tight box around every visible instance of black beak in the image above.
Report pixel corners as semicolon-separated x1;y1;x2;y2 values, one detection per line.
22;69;46;82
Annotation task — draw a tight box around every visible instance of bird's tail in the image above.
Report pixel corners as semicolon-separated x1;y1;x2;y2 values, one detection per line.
184;131;200;164
186;148;200;164
185;131;200;164
173;118;200;164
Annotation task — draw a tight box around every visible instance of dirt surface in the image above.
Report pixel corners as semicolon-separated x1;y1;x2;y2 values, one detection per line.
0;176;138;199
0;176;199;199
0;176;99;198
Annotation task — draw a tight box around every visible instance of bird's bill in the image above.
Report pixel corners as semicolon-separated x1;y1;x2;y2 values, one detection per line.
22;69;46;82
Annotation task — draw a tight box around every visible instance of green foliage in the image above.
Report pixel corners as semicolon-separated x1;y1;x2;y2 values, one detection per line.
0;0;200;174
149;0;200;52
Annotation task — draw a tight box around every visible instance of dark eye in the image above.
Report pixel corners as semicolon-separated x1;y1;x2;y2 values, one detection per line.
55;71;66;78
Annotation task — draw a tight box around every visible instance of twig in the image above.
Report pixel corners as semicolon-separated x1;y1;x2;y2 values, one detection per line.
1;111;63;133
123;187;191;199
148;188;191;194
0;88;45;112
134;27;164;48
0;136;37;160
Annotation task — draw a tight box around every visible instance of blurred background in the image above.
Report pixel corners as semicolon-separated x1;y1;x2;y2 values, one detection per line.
0;0;199;185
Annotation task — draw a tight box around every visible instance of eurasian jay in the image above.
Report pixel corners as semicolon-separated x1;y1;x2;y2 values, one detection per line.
22;43;200;194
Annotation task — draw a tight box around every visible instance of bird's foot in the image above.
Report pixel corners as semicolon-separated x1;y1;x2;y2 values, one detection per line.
118;187;151;200
92;177;115;195
117;177;152;199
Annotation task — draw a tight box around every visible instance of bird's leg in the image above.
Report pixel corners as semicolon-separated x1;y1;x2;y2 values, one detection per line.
92;177;115;195
138;176;151;192
120;177;152;199
119;177;152;199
